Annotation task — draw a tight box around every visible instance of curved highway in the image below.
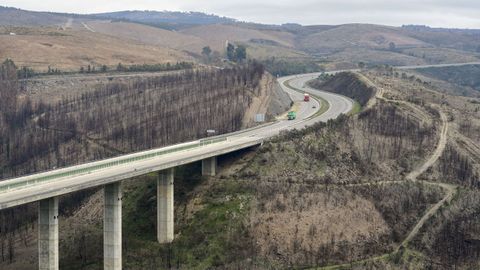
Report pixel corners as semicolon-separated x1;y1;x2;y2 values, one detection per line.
0;73;354;209
280;73;354;123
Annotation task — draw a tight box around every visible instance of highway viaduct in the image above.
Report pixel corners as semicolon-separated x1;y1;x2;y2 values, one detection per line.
0;71;353;270
3;59;472;269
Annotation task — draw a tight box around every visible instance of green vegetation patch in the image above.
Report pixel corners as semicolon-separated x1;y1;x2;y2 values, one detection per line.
172;185;253;269
348;101;362;115
121;163;255;269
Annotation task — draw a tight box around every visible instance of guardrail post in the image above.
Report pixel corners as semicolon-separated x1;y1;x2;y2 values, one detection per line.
38;197;59;270
202;157;217;176
104;182;122;270
157;168;174;243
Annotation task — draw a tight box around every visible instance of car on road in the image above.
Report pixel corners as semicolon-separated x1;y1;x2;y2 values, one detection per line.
287;111;296;120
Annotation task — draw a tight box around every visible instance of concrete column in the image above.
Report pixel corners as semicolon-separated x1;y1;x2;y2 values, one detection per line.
104;182;122;270
157;168;174;243
202;156;217;176
38;197;59;270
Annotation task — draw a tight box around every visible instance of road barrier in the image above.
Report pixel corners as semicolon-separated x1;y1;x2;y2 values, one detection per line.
0;137;227;193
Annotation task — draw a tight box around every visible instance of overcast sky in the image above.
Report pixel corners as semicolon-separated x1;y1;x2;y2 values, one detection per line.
1;0;480;28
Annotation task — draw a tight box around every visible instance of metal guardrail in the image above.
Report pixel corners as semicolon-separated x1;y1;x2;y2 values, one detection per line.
0;137;227;193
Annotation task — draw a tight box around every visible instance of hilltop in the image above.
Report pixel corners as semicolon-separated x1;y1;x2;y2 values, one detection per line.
93;10;237;28
0;6;70;26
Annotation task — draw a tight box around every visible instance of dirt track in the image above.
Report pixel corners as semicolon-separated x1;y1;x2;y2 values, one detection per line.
401;181;455;247
319;74;458;269
371;77;456;249
401;107;456;247
406;109;449;181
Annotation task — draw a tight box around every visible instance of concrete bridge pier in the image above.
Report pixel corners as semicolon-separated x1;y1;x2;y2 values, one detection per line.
157;168;174;243
202;157;217;176
104;182;122;270
38;197;59;270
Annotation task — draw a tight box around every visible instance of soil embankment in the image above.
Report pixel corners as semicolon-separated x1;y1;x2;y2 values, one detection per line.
241;73;292;128
309;72;375;106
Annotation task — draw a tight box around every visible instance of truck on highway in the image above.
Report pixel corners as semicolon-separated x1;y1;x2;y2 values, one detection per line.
304;93;310;102
287;111;296;120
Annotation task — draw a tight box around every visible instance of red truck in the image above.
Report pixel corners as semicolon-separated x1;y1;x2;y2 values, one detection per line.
304;93;310;102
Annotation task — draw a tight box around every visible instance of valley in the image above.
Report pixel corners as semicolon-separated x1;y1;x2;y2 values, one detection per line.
0;4;479;270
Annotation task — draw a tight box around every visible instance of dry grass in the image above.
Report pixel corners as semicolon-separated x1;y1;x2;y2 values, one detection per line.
58;22;303;60
86;21;207;53
0;27;192;71
180;24;296;51
402;47;480;64
243;42;308;60
251;188;389;260
327;48;427;66
300;24;427;53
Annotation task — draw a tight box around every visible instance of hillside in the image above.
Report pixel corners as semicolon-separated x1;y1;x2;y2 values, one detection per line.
1;62;479;269
295;23;480;67
0;7;237;29
299;24;428;53
0;6;69;26
412;65;480;97
1;6;480;71
0;33;479;269
84;21;207;53
180;24;295;49
0;61;284;180
86;21;307;61
0;59;295;269
0;26;192;71
11;68;471;269
94;10;236;27
402;25;480;53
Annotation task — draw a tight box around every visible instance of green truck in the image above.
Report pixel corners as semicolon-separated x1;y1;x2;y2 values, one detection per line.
287;111;296;120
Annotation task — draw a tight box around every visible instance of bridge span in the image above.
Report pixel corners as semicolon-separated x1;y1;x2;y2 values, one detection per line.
0;73;353;270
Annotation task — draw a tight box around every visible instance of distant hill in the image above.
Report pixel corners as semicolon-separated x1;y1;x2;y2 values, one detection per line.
402;25;480;35
401;25;480;53
1;5;480;69
0;26;192;71
413;65;480;97
298;24;428;54
0;6;69;26
93;10;236;28
0;7;237;28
